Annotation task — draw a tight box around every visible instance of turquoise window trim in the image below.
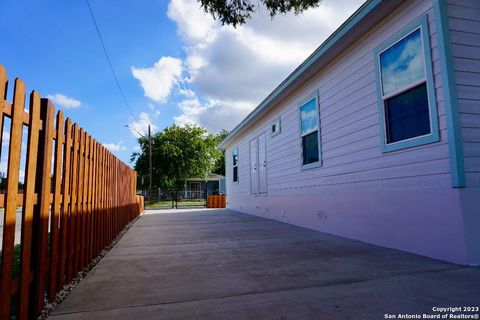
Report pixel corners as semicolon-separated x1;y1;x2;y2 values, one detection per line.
374;15;440;153
433;0;466;188
270;116;281;138
298;90;323;171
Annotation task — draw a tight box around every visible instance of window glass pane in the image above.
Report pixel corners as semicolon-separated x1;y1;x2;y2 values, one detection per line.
300;98;318;134
385;83;430;143
302;131;319;165
233;167;238;182
271;118;281;137
232;149;238;166
380;28;425;96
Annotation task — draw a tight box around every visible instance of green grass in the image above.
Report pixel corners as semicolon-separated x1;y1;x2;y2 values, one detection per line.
145;200;205;209
0;243;22;278
12;243;21;278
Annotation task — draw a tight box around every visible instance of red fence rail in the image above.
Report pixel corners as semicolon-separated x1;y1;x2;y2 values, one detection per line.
0;65;144;319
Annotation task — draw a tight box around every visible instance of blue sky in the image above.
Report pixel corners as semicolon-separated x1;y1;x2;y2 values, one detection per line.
0;0;363;166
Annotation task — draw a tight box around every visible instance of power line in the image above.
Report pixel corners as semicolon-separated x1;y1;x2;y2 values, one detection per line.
124;124;147;140
85;0;139;122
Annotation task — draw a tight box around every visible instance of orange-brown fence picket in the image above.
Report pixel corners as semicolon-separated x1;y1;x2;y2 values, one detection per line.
206;195;226;208
0;65;144;319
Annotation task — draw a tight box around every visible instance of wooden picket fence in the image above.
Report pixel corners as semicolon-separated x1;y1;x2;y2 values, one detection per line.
206;195;226;208
0;65;144;319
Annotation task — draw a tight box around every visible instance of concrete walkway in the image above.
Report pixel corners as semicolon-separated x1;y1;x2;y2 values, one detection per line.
50;209;480;320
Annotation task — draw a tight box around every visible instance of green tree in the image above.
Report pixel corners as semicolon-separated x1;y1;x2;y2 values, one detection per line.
132;125;228;190
211;130;229;176
198;0;323;27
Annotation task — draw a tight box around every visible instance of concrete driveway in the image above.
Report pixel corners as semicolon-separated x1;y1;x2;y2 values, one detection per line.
49;209;480;320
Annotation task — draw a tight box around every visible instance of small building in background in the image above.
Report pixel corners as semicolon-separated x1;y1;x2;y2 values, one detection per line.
184;173;225;196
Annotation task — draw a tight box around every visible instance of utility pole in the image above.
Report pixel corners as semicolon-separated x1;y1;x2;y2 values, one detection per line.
148;124;153;193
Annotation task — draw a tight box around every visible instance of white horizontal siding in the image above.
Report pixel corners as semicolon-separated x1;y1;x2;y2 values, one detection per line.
225;0;452;198
447;0;480;186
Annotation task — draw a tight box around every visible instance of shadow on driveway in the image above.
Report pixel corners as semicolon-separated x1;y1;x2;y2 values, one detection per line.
50;209;480;319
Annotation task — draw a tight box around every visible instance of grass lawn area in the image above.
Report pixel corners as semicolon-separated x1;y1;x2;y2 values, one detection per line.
0;243;21;278
145;200;206;209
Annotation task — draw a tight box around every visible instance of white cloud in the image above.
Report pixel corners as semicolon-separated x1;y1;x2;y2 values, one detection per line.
129;1;363;132
167;0;216;42
184;29;292;103
0;161;6;177
164;0;364;132
381;30;425;96
0;161;23;181
46;93;81;109
178;88;196;98
131;56;183;103
174;96;251;132
183;0;364;103
2;130;9;143
103;141;127;152
0;156;25;181
128;112;157;138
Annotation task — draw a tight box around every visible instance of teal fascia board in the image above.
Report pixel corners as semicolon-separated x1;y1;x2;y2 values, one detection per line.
433;0;466;188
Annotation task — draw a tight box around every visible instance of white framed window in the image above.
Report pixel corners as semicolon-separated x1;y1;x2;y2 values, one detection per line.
299;92;322;170
374;15;439;152
270;117;281;137
232;147;239;183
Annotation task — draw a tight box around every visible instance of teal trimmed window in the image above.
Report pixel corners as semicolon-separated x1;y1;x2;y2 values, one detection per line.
232;147;239;183
299;92;322;170
374;15;439;153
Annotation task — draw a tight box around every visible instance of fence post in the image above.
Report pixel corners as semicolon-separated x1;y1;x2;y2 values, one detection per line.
86;136;94;264
74;130;85;274
32;99;55;315
48;110;64;301
175;190;178;209
57;118;72;292
67;124;80;283
18;91;41;320
204;189;207;208
0;78;25;319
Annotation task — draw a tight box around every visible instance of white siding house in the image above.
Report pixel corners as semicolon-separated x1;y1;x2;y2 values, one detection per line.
218;0;480;265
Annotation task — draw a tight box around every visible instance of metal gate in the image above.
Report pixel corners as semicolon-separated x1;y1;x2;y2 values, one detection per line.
144;189;207;209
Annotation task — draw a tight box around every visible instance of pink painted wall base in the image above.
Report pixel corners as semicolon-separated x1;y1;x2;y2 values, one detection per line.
228;187;469;265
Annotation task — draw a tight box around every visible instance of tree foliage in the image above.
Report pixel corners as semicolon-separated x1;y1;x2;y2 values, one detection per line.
211;129;229;176
131;125;228;190
198;0;323;26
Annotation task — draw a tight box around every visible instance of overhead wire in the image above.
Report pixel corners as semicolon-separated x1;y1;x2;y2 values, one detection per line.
124;124;148;140
85;0;140;123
